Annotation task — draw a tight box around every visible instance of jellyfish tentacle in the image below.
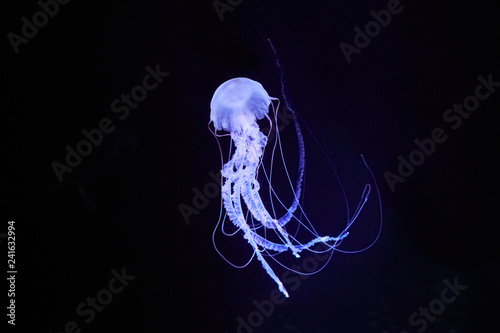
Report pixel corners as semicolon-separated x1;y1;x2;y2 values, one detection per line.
241;223;289;298
230;126;305;258
250;229;349;254
220;161;289;297
276;108;306;227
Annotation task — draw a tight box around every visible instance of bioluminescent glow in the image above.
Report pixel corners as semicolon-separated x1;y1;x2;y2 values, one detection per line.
209;77;380;298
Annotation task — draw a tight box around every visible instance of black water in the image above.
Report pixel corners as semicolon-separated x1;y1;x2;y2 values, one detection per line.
4;1;500;332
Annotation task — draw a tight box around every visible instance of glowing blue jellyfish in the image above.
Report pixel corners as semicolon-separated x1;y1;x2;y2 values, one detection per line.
209;77;379;298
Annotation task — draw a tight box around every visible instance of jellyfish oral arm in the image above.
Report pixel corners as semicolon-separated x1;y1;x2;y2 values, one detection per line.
219;116;348;298
219;132;289;297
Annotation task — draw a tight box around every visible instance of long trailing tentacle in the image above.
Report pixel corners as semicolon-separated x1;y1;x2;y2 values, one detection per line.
250;229;348;254
266;39;307;228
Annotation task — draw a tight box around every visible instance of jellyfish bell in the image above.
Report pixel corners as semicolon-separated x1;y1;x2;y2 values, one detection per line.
210;77;273;135
210;77;275;164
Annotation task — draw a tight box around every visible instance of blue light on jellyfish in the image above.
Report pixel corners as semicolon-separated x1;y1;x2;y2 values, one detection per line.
208;77;382;298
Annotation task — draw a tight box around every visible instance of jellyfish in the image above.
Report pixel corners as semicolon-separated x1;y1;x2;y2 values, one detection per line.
209;77;379;298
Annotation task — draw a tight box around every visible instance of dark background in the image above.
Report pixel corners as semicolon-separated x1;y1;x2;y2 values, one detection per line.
3;0;500;332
